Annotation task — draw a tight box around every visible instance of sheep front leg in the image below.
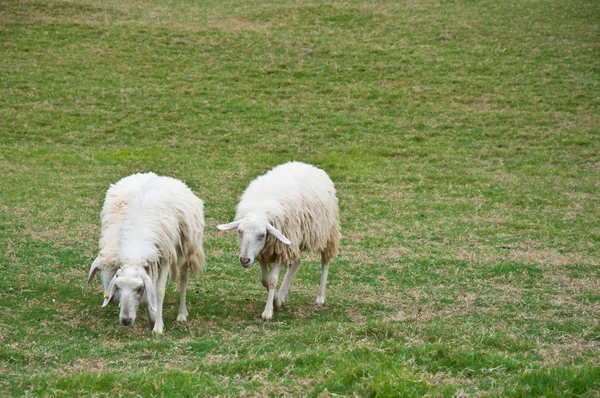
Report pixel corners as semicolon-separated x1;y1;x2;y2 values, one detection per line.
276;259;300;310
145;307;156;329
259;259;269;292
316;255;330;305
177;265;189;322
153;268;170;334
262;260;282;321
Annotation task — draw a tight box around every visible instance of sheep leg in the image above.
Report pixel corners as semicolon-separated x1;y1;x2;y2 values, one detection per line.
316;255;330;305
177;265;189;322
259;259;269;291
276;259;300;310
145;306;156;329
260;259;285;313
262;260;282;321
152;268;170;334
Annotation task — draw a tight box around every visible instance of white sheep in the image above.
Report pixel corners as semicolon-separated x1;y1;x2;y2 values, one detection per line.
218;161;341;320
88;172;158;299
102;176;206;333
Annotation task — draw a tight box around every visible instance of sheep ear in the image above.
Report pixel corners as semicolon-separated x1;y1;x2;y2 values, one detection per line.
142;273;158;313
87;257;100;283
266;223;291;245
217;220;242;231
102;274;118;307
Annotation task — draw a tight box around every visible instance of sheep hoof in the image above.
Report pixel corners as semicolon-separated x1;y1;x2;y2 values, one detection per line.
261;310;273;321
153;323;164;334
274;297;284;311
315;296;325;306
176;314;187;322
177;309;188;322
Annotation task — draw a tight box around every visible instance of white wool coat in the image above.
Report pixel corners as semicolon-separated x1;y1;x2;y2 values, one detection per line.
95;172;158;289
118;176;205;282
235;161;340;265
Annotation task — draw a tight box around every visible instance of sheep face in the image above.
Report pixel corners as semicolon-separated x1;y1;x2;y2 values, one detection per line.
218;215;291;267
237;217;269;267
103;266;157;327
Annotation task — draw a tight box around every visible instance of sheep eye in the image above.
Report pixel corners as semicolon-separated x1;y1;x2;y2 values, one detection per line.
137;287;144;295
238;230;243;236
258;234;266;240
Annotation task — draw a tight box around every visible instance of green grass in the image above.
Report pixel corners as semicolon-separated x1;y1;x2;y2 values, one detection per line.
1;0;599;395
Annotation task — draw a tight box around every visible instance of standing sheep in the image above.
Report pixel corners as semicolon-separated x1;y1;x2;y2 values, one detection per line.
88;172;158;299
217;161;341;320
102;176;205;333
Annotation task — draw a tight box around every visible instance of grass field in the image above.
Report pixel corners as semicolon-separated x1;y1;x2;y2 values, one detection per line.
1;0;599;395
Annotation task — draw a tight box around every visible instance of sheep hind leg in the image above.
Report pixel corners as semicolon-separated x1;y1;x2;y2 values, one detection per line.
316;253;330;306
177;265;189;322
276;259;300;311
152;267;170;334
262;260;282;321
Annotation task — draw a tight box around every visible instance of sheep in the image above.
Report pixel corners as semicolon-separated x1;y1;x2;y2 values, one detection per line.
217;161;341;321
102;176;206;333
88;172;158;300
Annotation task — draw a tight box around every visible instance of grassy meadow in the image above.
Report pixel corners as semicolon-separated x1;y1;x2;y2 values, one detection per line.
1;0;599;395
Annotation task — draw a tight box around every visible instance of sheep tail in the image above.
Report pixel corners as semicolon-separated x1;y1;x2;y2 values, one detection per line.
322;213;341;265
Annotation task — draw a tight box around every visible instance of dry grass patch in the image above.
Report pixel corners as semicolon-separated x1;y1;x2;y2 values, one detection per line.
208;17;274;32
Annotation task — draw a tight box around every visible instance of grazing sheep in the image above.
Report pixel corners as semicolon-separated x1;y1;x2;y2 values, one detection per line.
88;172;158;299
102;176;205;333
217;161;341;320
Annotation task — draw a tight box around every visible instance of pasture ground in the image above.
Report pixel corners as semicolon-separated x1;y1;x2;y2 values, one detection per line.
1;0;599;395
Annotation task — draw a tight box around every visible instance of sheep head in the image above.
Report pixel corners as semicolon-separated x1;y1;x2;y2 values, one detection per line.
217;215;290;267
103;265;157;327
